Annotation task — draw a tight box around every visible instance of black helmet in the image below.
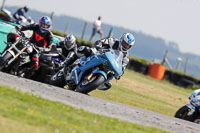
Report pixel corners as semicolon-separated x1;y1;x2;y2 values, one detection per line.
24;6;29;12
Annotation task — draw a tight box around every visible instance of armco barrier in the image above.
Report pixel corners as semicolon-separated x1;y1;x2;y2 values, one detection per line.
127;58;200;88
127;59;149;74
163;70;200;88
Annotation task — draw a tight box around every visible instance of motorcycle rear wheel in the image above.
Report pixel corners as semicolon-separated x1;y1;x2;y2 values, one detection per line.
76;74;105;94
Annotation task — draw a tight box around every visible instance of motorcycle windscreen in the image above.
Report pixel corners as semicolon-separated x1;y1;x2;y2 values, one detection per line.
79;55;105;71
105;50;123;76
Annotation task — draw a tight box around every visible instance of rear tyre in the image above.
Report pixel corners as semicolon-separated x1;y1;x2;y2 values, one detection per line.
76;74;105;94
0;52;13;71
175;105;196;122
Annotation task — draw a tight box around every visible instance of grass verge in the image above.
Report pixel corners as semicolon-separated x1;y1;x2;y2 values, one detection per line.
90;69;193;116
0;85;169;133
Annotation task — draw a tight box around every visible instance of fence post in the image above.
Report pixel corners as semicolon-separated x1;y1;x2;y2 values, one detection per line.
1;0;6;10
176;57;182;70
161;50;168;65
165;58;172;70
161;50;172;69
184;57;189;74
63;23;69;34
50;11;54;21
107;26;114;38
81;21;87;40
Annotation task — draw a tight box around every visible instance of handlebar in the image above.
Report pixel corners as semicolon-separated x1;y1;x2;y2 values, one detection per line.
15;29;41;53
15;28;25;38
15;29;31;43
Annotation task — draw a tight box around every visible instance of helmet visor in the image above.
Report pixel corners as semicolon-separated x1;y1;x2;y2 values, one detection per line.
122;41;132;50
39;21;51;29
65;41;74;49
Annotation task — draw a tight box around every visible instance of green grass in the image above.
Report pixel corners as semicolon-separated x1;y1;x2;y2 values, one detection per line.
51;29;66;37
90;69;193;116
0;85;169;133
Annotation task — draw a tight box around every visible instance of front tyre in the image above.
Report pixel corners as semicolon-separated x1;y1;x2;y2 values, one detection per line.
50;71;66;88
76;74;105;94
0;52;13;71
175;105;196;122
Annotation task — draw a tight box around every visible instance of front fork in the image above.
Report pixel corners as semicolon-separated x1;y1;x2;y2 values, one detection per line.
186;104;196;116
1;40;27;65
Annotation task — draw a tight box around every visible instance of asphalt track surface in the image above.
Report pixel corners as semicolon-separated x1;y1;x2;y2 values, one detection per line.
0;72;200;133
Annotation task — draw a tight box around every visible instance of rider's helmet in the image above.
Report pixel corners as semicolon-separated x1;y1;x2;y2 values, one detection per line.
119;33;135;52
39;16;52;33
189;89;200;106
24;6;29;12
64;34;76;50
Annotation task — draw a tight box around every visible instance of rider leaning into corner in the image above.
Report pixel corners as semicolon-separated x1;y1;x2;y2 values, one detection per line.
55;34;94;64
51;34;96;88
13;6;29;24
7;16;54;77
94;33;135;90
186;88;200;123
54;33;135;90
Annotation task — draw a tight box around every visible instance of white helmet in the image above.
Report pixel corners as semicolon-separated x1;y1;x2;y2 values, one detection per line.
119;33;135;52
64;34;76;50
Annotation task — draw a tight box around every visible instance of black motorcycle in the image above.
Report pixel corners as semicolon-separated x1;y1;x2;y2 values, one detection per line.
0;30;38;74
30;50;63;84
175;92;200;124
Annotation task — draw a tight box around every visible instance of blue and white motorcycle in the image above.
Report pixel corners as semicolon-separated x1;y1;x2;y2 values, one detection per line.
51;49;123;94
175;90;200;123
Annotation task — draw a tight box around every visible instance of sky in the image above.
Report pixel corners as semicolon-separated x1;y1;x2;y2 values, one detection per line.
3;0;200;55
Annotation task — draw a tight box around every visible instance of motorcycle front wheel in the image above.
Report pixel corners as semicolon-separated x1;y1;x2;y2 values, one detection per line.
174;105;196;122
76;74;105;94
50;71;66;88
0;52;13;71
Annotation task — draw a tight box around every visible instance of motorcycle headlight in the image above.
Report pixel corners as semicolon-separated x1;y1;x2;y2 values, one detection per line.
26;44;33;53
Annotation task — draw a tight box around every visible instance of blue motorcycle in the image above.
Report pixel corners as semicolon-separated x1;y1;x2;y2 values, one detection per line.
51;49;123;94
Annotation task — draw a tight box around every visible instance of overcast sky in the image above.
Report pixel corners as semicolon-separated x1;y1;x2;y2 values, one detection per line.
3;0;200;55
